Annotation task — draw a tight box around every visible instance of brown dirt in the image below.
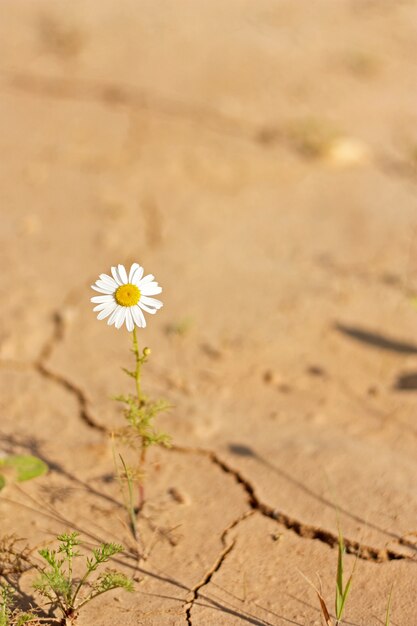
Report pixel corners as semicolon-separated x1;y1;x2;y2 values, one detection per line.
0;1;416;624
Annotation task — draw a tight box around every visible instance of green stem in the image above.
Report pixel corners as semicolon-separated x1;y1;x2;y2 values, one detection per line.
67;551;73;605
132;327;144;405
131;328;147;511
71;564;97;608
119;454;137;540
76;585;121;611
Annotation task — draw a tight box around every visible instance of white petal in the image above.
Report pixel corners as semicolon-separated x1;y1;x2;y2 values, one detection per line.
140;295;163;309
132;305;146;328
111;266;123;286
125;308;134;332
91;295;113;304
108;305;121;326
91;284;113;294
131;267;144;285
115;307;127;329
129;263;142;283
99;274;118;289
92;280;115;294
97;305;115;320
93;302;112;311
138;301;157;314
137;274;154;286
131;267;143;287
117;264;128;284
128;263;139;281
140;282;162;296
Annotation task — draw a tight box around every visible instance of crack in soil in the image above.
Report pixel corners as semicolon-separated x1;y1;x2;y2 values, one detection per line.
35;311;106;432
184;511;255;624
35;359;107;432
184;541;236;625
171;445;408;564
220;510;255;545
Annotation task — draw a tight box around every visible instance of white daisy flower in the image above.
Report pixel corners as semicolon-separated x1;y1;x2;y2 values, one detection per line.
91;263;163;331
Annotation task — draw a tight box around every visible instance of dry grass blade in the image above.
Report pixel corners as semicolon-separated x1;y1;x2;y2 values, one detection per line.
385;584;394;626
317;590;334;626
298;569;334;626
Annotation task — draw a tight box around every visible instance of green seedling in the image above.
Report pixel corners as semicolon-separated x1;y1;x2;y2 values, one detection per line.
334;529;355;623
33;532;133;624
300;528;356;626
0;456;47;491
0;584;38;626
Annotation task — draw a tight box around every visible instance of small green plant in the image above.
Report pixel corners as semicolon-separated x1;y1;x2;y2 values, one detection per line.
0;455;48;491
91;264;171;538
334;529;355;624
300;528;356;626
33;532;133;624
0;584;38;626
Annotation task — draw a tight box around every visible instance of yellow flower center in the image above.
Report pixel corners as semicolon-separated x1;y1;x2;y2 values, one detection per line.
115;283;141;307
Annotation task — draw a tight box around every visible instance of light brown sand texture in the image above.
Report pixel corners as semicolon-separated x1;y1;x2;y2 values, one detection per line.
0;1;416;624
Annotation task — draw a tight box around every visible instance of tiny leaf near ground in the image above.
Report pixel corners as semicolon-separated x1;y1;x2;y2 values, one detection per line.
0;455;48;487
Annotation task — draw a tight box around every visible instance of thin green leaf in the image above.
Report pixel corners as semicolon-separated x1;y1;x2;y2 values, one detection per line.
338;571;354;621
118;454;137;540
335;530;345;618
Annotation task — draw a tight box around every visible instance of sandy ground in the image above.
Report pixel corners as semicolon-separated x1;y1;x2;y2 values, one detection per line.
0;1;417;624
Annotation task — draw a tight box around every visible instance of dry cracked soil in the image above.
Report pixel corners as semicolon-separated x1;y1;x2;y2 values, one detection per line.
0;1;416;625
